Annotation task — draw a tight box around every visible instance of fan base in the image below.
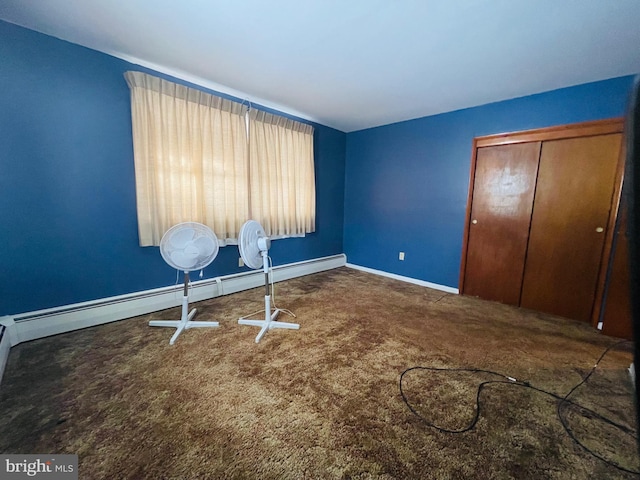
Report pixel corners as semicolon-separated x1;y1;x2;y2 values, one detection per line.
149;296;219;345
239;302;299;343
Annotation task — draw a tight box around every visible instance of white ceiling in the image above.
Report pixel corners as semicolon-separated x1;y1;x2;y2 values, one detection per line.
1;0;639;132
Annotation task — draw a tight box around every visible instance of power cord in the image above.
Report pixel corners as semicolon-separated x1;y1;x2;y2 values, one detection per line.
238;257;296;321
399;340;639;474
268;256;296;318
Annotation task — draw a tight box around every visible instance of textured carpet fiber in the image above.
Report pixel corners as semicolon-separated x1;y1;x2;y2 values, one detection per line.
0;267;637;479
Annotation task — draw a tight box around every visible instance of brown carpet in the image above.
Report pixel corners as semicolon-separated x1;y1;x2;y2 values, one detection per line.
0;267;637;479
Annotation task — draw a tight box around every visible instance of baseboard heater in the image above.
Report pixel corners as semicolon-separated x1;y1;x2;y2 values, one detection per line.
0;254;346;383
0;323;12;389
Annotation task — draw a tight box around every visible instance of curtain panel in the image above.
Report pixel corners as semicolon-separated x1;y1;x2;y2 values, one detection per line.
249;110;315;238
125;71;249;246
125;71;315;246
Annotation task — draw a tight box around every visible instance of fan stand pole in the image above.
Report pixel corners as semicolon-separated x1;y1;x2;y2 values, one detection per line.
238;251;299;343
149;271;220;345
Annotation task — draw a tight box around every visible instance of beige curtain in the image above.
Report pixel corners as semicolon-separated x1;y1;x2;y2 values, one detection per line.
125;71;315;246
124;71;248;246
249;110;315;238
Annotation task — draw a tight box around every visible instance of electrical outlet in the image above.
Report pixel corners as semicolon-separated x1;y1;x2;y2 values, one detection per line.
239;257;244;267
399;252;405;261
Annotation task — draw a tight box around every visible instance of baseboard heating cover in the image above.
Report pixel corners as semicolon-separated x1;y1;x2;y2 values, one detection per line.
345;263;459;294
0;254;345;383
0;317;17;389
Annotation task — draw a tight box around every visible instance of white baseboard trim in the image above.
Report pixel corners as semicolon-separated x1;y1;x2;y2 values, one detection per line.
8;254;346;347
345;263;459;294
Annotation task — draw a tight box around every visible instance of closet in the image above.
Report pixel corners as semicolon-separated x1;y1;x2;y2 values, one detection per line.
459;119;624;326
601;205;633;339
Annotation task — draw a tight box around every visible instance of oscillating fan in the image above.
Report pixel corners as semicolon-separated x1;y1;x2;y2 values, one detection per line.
237;220;299;343
149;222;220;344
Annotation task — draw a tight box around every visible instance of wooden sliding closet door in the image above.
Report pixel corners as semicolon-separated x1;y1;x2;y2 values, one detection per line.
601;206;633;339
463;142;541;305
520;134;622;322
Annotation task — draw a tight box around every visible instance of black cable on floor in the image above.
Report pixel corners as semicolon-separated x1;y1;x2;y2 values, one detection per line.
399;340;639;475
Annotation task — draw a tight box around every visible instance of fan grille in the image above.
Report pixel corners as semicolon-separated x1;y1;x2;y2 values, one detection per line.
238;220;267;270
160;222;219;271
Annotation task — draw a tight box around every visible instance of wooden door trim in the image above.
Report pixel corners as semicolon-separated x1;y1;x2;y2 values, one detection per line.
460;118;624;325
475;118;623;148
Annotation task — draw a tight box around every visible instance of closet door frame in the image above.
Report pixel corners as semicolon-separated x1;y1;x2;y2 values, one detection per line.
459;118;625;327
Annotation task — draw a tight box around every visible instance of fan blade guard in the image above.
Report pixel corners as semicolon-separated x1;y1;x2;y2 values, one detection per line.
160;222;219;271
238;219;267;270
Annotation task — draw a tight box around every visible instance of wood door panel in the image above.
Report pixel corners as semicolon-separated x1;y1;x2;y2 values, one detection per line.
602;207;633;339
520;134;622;321
463;142;540;305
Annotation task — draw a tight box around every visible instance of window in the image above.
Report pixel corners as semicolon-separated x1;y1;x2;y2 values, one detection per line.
124;71;315;246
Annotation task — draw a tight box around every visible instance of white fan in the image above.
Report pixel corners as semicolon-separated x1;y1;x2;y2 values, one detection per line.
149;222;220;344
237;220;299;343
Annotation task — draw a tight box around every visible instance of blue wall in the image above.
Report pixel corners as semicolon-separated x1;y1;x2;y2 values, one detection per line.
344;75;636;289
1;18;635;315
0;20;346;315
